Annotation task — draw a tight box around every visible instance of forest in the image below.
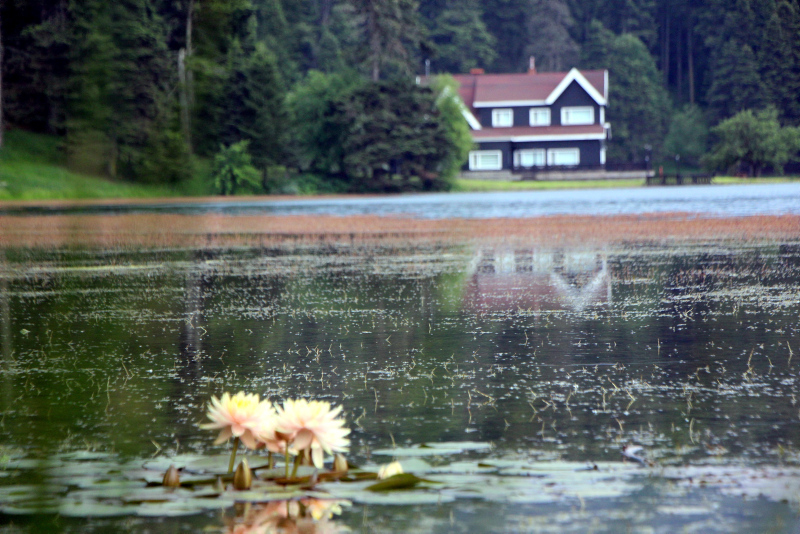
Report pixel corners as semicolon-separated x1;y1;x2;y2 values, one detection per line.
2;0;800;193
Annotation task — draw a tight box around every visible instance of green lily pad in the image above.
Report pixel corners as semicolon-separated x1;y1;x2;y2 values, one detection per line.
349;491;455;505
58;499;133;518
366;473;432;492
136;499;230;517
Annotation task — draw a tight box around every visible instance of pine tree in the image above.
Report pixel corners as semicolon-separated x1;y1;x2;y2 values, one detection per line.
348;0;424;81
705;39;767;123
526;0;579;72
427;0;496;73
480;0;531;72
218;41;287;175
68;0;178;180
582;21;670;163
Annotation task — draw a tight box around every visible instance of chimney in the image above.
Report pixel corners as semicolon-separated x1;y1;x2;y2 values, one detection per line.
469;68;485;75
528;56;536;74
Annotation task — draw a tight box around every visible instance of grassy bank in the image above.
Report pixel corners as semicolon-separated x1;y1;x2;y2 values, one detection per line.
0;130;187;201
2;130;797;201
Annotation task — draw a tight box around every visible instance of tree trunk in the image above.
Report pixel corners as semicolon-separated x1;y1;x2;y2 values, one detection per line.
320;0;333;26
178;49;192;149
186;0;194;108
687;27;695;104
368;3;380;81
662;10;670;85
676;25;682;102
0;4;4;150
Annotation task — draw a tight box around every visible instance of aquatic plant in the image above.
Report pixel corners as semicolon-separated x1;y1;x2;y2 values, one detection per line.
274;398;351;474
201;391;276;473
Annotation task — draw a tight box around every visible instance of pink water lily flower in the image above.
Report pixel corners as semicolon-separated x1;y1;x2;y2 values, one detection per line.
275;399;351;468
201;391;275;449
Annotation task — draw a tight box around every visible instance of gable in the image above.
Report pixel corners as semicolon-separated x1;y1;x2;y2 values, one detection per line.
454;68;608;111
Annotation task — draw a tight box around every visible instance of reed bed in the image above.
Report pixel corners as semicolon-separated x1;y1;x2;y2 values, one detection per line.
0;212;799;249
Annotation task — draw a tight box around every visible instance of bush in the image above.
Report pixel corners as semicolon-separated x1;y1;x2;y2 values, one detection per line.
704;108;800;176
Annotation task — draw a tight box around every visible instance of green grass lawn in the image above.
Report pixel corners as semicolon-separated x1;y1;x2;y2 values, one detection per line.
0;130;185;201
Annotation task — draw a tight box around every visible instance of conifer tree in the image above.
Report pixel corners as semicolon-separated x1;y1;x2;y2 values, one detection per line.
427;0;496;73
705;39;767;123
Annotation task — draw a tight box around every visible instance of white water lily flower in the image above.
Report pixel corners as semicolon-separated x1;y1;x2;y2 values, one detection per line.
275;399;351;468
200;391;275;450
377;461;404;480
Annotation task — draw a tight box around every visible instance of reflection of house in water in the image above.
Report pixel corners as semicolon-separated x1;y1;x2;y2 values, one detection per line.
464;249;611;312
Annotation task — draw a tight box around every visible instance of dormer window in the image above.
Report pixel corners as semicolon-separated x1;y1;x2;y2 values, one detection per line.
561;106;594;125
491;109;513;127
529;108;551;126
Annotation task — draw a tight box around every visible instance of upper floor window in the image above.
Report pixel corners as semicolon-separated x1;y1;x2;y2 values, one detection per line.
491;109;513;127
561;106;595;125
529;108;551;127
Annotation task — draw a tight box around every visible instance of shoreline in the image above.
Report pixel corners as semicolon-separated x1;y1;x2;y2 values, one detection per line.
2;211;799;250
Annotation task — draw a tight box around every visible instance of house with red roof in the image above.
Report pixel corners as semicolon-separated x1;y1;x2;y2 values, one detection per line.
452;65;611;179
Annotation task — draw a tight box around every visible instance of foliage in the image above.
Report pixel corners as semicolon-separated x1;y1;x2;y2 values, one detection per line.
348;0;424;81
218;41;287;174
704;108;800;176
429;75;474;179
581;21;670;163
425;0;496;73
662;105;709;166
4;0;800;194
287;70;363;177
211;141;262;195
526;0;579;72
336;80;457;192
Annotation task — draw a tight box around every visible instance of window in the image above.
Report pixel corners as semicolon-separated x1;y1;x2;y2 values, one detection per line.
561;106;595;125
529;108;551;127
469;150;503;170
491;109;513;127
514;149;545;168
547;148;580;166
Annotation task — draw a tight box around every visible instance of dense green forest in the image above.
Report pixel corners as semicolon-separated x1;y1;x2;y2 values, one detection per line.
2;0;800;193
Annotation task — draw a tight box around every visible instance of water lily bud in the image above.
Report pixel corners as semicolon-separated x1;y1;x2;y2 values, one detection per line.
377;461;403;480
162;465;180;488
233;458;253;490
333;453;348;473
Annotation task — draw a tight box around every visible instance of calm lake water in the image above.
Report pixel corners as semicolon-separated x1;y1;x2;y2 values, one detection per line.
1;185;800;532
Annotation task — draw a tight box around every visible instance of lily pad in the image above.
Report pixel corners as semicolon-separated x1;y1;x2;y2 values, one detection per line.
366;473;432;492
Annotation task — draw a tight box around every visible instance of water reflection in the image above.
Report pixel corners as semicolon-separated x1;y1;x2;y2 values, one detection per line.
224;499;350;534
464;248;610;312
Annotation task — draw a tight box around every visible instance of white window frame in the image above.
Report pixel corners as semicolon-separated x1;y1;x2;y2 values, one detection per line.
561;106;595;125
547;148;580;166
469;150;503;171
599;107;605;125
491;108;514;128
514;149;546;168
529;108;551;127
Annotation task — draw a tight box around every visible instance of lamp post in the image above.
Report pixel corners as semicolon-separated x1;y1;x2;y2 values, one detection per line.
674;154;681;184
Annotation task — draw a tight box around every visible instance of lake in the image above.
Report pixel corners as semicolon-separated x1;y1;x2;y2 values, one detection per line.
1;185;799;533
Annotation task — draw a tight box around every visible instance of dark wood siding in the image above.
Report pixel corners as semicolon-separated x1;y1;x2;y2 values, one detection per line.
550;81;600;126
475;80;603;128
467;141;512;169
513;139;603;166
464;140;603;169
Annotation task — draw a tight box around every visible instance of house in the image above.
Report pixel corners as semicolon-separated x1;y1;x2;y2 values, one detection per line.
452;64;611;179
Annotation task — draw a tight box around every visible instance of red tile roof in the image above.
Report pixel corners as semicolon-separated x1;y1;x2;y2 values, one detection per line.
453;69;607;113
